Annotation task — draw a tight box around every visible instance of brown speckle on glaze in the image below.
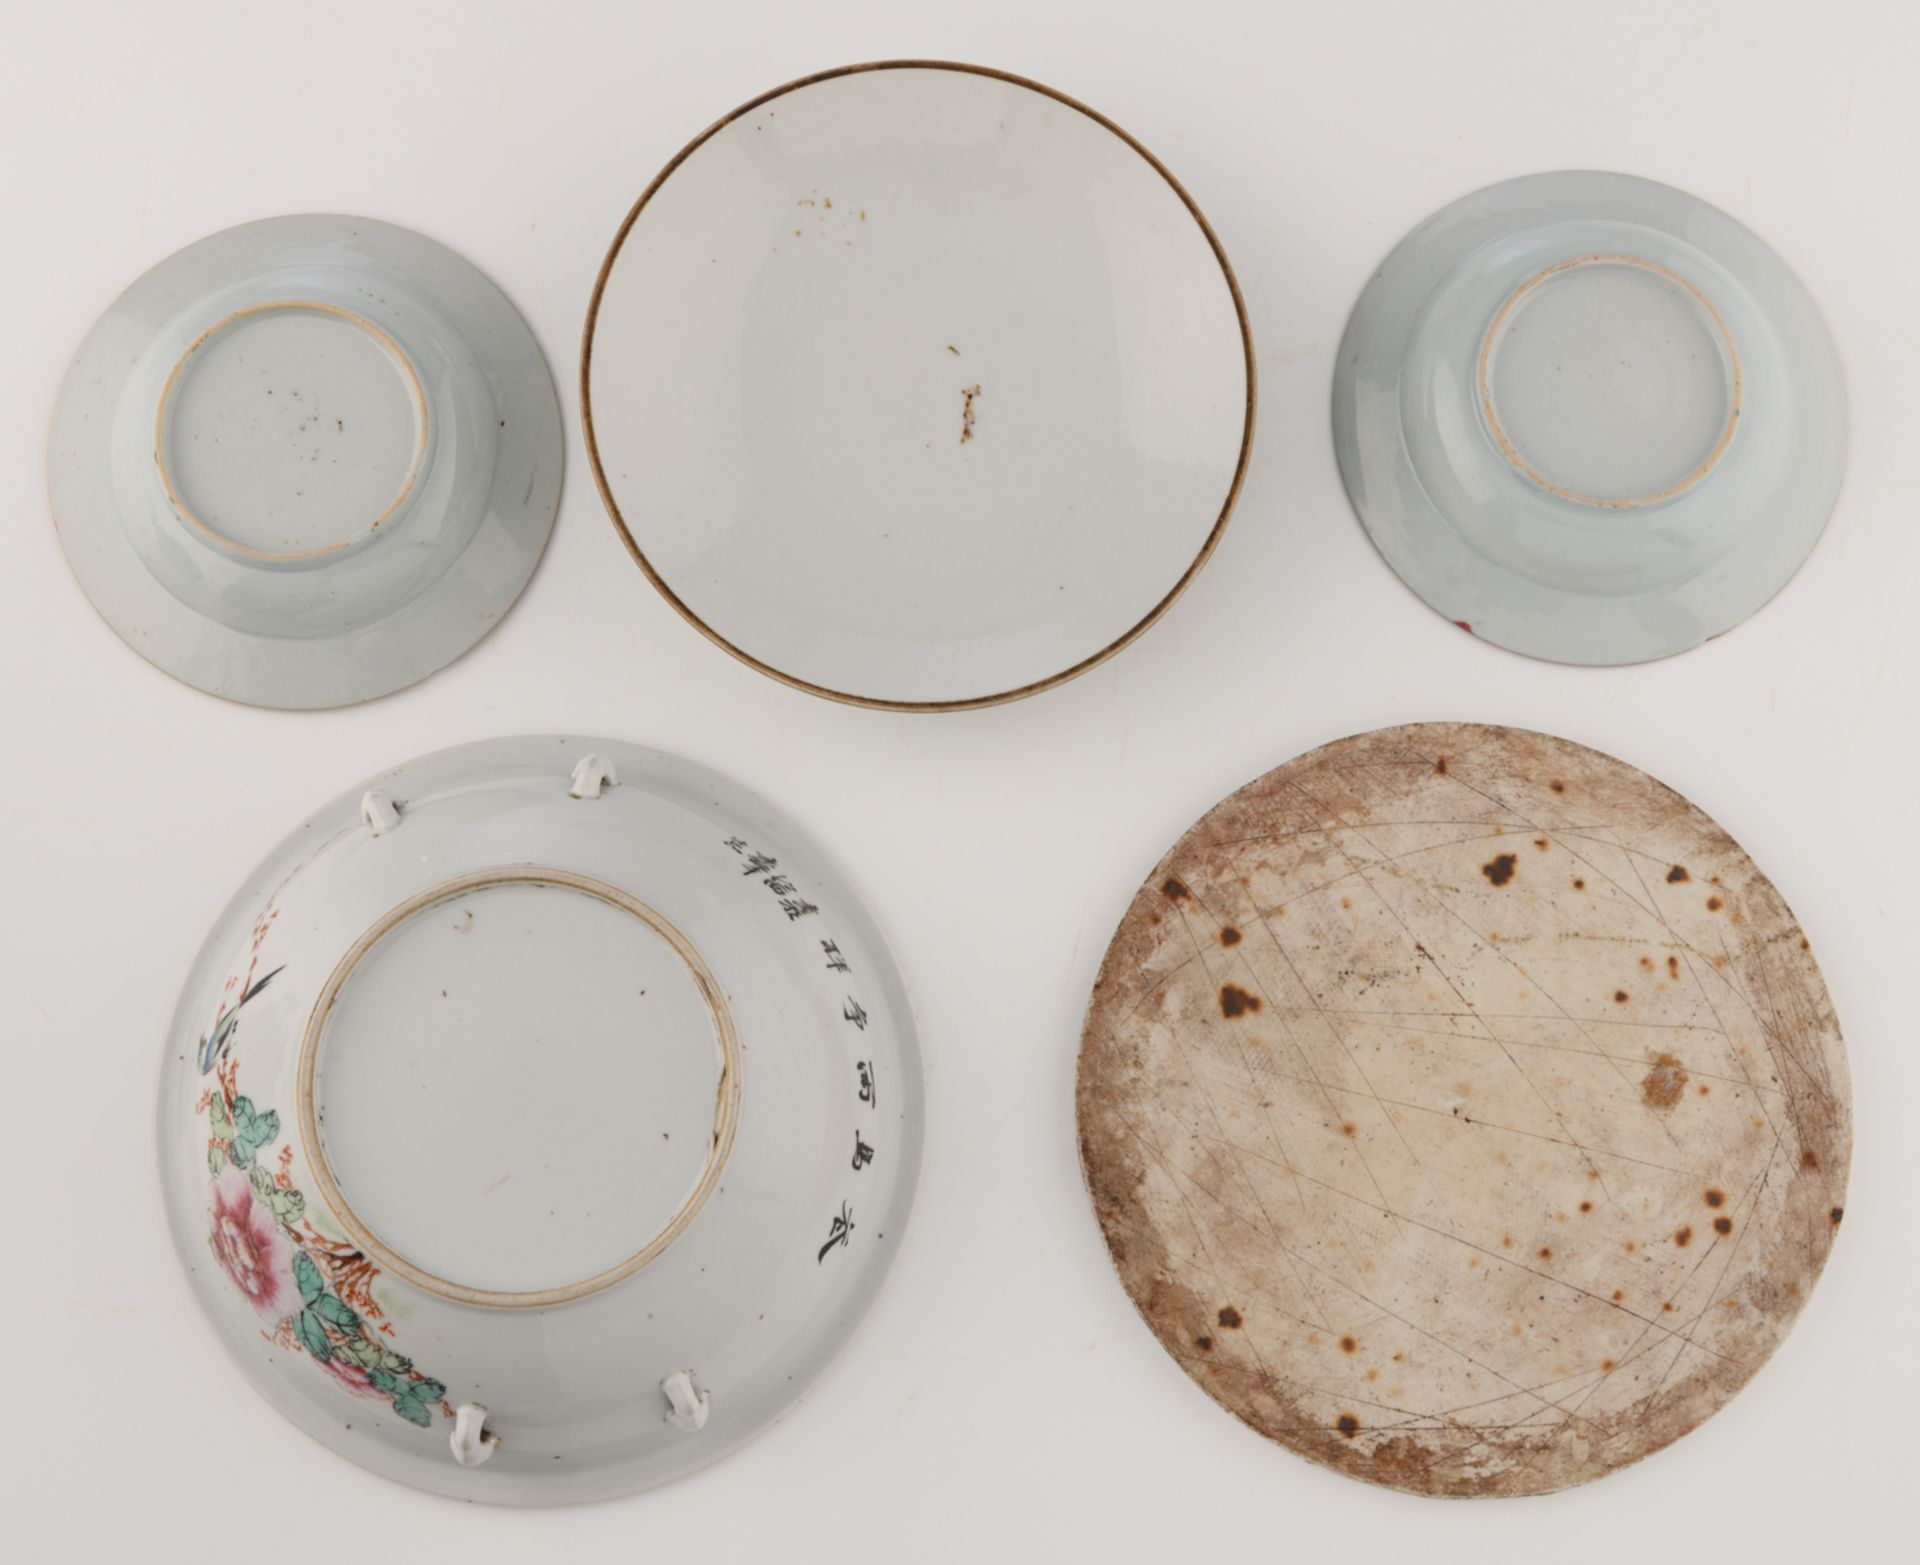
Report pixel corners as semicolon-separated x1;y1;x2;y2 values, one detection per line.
959;383;981;444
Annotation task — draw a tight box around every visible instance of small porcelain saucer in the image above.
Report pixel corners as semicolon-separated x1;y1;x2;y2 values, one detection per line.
584;61;1254;710
158;737;922;1502
1332;172;1845;663
51;216;562;707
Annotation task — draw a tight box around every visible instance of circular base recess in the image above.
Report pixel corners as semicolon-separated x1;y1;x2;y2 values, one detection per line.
1332;172;1845;664
306;872;737;1304
158;302;428;559
159;737;922;1502
51;216;562;708
584;61;1253;710
1078;723;1850;1497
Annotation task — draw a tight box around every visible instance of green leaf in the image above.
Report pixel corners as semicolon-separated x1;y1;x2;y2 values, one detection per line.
263;1186;306;1225
230;1105;280;1168
313;1294;361;1333
249;1165;275;1199
367;1367;400;1395
391;1392;433;1428
207;1143;228;1178
379;1349;412;1375
294;1308;331;1362
342;1337;382;1369
207;1095;233;1142
293;1251;324;1306
409;1377;446;1403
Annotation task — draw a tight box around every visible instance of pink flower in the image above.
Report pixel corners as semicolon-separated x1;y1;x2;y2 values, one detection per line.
318;1355;387;1400
209;1168;298;1320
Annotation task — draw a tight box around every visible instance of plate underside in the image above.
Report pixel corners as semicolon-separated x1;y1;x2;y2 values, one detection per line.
1078;722;1849;1496
1331;172;1846;665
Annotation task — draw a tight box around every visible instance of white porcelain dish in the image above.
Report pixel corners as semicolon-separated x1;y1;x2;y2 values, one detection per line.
51;216;562;707
1332;171;1845;664
583;61;1254;710
158;736;922;1502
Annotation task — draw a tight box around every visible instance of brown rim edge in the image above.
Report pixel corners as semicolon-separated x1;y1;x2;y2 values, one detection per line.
579;58;1257;713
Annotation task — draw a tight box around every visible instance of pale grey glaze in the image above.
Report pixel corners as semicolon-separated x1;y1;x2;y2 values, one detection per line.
1332;171;1846;664
51;216;561;707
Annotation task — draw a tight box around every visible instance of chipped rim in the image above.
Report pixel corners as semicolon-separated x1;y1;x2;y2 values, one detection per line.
579;58;1257;713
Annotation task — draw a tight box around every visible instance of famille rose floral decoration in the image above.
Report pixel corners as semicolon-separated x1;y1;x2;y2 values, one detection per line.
196;941;450;1430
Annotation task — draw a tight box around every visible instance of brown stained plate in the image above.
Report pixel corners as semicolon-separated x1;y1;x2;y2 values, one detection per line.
1077;723;1850;1497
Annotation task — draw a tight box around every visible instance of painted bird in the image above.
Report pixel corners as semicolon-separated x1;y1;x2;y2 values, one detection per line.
197;965;285;1074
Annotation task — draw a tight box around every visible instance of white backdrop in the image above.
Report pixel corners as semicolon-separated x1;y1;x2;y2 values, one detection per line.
2;2;1912;1559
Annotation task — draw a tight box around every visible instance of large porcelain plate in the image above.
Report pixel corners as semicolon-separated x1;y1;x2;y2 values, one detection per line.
158;737;922;1502
1079;723;1849;1496
1332;173;1845;664
583;61;1254;710
51;217;562;708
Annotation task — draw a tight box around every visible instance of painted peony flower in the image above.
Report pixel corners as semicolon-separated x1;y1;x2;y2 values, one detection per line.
318;1354;388;1400
209;1167;299;1320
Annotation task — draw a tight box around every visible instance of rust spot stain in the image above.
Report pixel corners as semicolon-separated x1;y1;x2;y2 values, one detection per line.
1220;926;1242;946
1640;1052;1689;1108
1217;1306;1242;1329
1219;984;1261;1019
1161;877;1189;902
1336;1413;1361;1438
1667;865;1690;883
1482;853;1518;887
